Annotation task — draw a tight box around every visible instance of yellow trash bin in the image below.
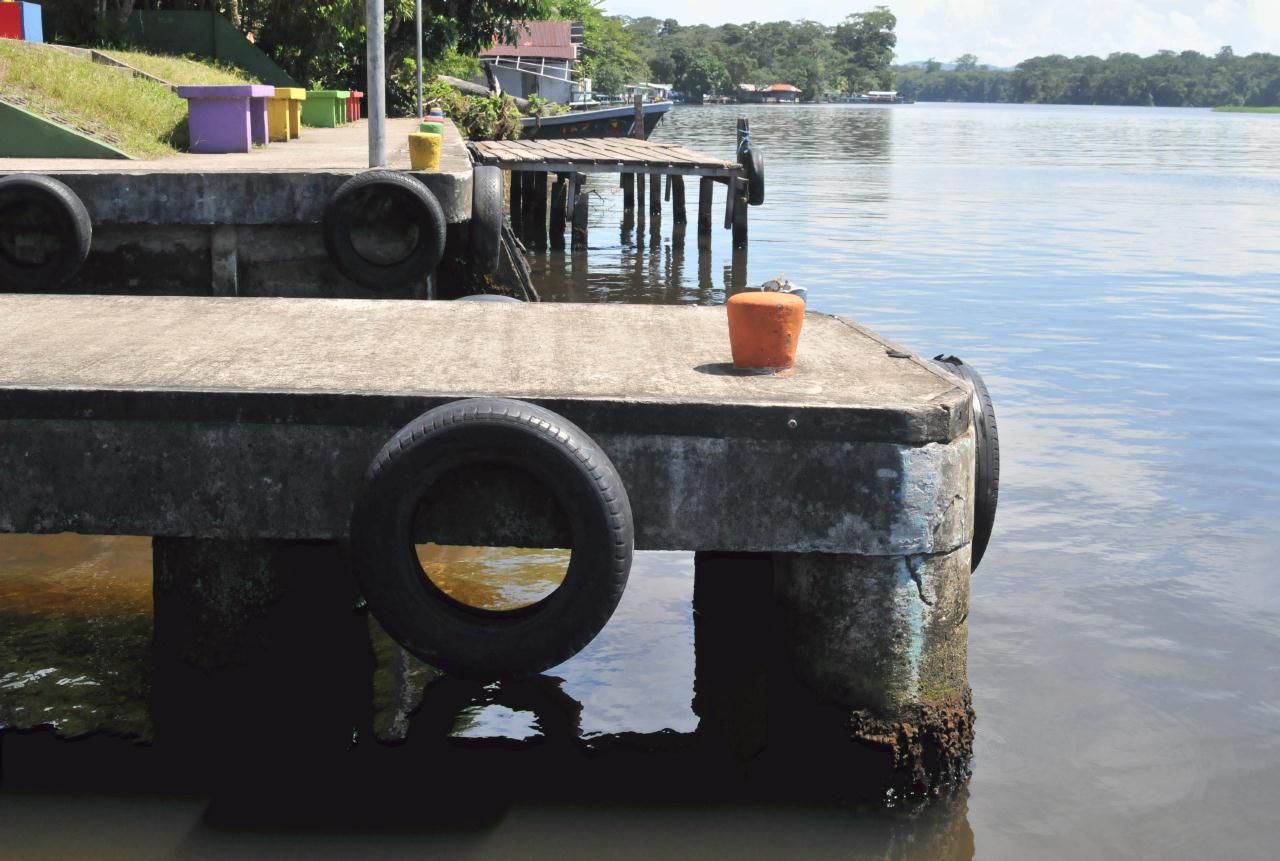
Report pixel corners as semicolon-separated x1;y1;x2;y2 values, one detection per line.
409;132;442;171
267;87;307;142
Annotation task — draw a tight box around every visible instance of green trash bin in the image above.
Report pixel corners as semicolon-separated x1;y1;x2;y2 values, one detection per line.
301;90;351;128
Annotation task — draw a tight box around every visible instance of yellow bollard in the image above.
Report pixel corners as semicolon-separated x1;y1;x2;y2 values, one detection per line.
408;132;442;171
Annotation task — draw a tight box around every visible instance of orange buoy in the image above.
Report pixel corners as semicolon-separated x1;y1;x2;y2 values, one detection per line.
726;291;805;370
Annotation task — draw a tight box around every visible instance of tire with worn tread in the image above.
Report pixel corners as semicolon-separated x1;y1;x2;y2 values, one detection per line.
0;173;92;290
322;170;446;289
470;165;503;276
740;147;765;206
350;397;633;679
933;355;999;572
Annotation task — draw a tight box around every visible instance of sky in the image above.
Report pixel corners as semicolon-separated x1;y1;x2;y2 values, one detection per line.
599;0;1280;68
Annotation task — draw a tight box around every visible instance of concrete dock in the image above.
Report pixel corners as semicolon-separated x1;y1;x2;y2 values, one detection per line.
0;118;475;297
0;293;977;795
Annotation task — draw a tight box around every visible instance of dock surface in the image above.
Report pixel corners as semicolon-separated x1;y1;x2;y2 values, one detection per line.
0;295;966;443
0;117;466;174
470;138;741;177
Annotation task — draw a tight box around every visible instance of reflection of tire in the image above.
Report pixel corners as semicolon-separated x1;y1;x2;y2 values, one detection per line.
933;355;999;572
740;147;765;206
350;397;633;679
322;170;445;289
470;165;503;276
0;173;92;290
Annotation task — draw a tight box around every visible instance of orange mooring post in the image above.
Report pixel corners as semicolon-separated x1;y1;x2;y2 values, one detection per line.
726;291;805;370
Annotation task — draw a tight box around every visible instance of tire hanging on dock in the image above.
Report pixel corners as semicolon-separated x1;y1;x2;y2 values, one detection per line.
0;173;92;290
932;355;1000;572
322;170;446;289
350;397;633;679
470;165;504;276
740;147;765;206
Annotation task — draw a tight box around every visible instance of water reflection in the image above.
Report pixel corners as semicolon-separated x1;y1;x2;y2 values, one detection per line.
3;102;1280;857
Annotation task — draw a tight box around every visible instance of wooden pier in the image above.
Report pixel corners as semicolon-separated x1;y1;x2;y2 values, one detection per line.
469;131;759;251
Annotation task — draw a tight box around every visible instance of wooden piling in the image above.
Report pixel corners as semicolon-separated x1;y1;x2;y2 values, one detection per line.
732;176;748;249
520;172;538;242
632;94;645;139
636;172;645;213
650;170;661;215
550;174;568;250
622;172;635;211
698;177;714;249
509;169;523;232
531;172;549;249
672;176;687;225
571;173;589;251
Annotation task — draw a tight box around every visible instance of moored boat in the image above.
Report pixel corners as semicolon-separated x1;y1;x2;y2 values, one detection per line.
520;101;673;140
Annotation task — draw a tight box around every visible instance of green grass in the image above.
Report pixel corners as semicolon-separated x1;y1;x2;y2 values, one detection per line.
99;49;256;86
0;41;256;158
1212;105;1280;113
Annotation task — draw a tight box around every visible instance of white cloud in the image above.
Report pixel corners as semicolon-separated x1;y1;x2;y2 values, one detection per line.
600;0;1275;68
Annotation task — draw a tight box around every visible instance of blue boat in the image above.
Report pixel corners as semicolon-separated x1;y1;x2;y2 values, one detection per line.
520;101;673;140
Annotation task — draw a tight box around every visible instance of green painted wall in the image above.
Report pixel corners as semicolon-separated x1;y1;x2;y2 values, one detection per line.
0;101;133;159
124;11;296;88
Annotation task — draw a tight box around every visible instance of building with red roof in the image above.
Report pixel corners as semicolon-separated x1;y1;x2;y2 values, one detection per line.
479;20;581;104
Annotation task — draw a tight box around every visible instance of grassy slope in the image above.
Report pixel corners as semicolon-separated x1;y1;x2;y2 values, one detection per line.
100;49;255;86
1212;105;1280;113
0;42;253;158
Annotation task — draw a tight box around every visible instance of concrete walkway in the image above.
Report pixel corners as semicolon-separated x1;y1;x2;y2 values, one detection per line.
0;117;469;174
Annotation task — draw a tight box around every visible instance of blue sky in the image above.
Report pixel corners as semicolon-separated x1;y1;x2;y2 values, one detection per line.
600;0;1279;68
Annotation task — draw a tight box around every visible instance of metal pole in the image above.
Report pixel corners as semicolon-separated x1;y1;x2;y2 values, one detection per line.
414;0;423;119
366;0;386;168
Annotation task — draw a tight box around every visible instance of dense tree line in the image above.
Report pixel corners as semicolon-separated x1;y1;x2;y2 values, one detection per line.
896;48;1280;107
37;0;549;114
618;10;898;102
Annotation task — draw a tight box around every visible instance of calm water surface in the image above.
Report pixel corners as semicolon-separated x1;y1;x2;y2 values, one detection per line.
2;103;1279;858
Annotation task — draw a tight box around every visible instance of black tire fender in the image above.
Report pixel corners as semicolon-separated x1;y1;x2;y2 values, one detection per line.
322;170;446;289
470;165;503;276
932;355;1000;572
455;293;522;302
740;147;764;206
350;397;633;679
0;173;92;290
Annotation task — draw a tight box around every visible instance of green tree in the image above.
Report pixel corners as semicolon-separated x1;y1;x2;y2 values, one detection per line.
834;6;897;90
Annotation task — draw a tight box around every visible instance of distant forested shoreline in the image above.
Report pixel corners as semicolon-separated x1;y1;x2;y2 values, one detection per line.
894;49;1280;108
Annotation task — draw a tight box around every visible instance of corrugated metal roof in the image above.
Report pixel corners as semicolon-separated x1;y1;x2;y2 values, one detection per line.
766;83;802;92
480;21;577;60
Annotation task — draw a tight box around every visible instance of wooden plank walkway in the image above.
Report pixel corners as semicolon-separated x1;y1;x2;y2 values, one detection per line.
469;138;742;178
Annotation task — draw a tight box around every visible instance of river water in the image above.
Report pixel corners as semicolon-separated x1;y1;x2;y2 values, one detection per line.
2;103;1279;858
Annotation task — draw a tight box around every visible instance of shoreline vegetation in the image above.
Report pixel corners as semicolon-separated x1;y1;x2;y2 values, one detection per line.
25;2;1280;113
1211;105;1280;113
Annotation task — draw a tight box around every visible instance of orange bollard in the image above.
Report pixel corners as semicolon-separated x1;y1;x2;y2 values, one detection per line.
726;291;805;371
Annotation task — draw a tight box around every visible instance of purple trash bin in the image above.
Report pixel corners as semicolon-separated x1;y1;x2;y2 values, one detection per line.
177;85;277;154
